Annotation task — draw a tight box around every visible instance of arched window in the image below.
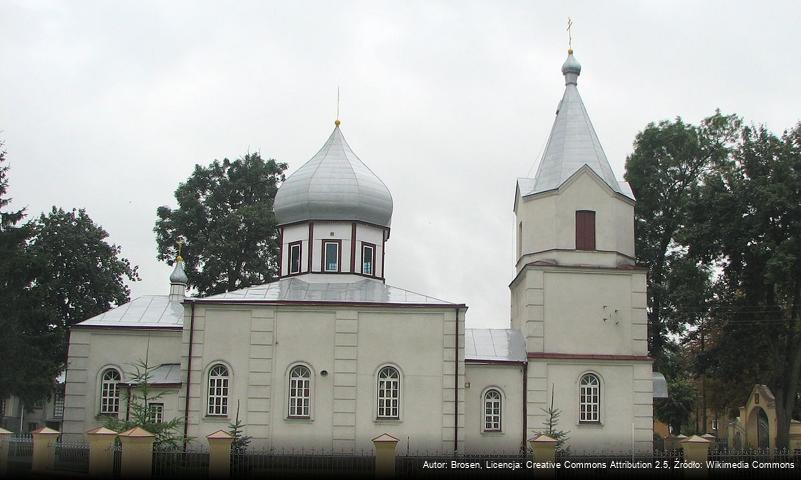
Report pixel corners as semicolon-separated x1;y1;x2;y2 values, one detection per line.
483;389;502;432
207;364;229;416
288;365;311;418
99;368;121;415
579;373;600;423
377;366;400;419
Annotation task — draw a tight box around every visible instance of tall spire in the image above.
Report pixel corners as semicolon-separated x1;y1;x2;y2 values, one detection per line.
523;50;632;199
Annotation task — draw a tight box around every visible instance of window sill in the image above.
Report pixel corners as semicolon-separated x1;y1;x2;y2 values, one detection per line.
374;418;402;425
203;415;230;422
481;431;504;436
577;421;603;427
285;417;313;423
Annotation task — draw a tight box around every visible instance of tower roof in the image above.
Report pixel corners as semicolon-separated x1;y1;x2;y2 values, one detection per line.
274;124;393;227
522;51;632;199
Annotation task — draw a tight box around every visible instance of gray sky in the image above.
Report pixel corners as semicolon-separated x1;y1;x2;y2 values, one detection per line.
2;1;800;329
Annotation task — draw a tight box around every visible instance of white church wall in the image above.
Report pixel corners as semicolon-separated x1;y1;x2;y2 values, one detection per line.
526;360;652;454
62;328;181;440
179;303;465;453
463;364;525;454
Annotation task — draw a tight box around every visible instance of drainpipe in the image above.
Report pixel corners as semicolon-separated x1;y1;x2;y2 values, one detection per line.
182;301;196;449
522;363;528;450
454;307;459;453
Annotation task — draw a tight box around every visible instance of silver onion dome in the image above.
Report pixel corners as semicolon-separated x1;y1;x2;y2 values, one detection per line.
274;123;393;227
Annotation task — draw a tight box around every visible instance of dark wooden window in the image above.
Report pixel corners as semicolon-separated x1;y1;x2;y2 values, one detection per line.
362;243;375;276
289;242;302;274
322;240;341;272
575;210;596;250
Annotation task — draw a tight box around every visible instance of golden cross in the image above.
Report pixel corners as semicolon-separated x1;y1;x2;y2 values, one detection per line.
567;17;574;50
176;238;184;261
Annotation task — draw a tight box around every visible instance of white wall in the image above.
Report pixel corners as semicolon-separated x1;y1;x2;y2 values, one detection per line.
464;364;525;453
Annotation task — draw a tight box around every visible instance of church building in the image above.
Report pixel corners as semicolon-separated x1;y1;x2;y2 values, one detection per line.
62;49;655;454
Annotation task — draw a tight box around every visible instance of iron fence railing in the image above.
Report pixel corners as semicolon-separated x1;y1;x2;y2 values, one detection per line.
231;448;374;477
8;434;33;459
152;447;209;478
53;440;90;473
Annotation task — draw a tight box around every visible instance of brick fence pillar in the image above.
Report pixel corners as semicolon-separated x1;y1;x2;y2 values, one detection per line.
207;430;234;479
118;427;155;479
372;433;399;479
681;435;711;478
86;426;118;478
529;434;558;479
31;426;60;473
0;427;11;476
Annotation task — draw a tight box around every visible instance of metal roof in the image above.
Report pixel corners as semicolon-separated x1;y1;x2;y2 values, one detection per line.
273;125;393;227
76;295;184;328
653;372;669;399
199;276;455;305
520;52;633;201
465;328;526;363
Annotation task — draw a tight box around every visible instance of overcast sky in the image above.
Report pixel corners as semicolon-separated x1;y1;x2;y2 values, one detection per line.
2;1;800;329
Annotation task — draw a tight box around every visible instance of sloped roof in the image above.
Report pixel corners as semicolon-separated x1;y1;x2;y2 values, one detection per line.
520;51;633;201
273;125;393;227
121;363;181;386
197;276;456;306
76;295;184;329
465;328;526;363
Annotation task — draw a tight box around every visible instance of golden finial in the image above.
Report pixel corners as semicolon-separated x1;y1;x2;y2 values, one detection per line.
176;238;184;262
567;17;574;53
335;86;341;127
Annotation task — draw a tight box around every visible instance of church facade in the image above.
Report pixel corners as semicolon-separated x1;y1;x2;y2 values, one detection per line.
62;50;655;454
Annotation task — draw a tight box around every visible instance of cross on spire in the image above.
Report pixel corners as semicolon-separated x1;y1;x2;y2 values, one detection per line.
567;17;574;52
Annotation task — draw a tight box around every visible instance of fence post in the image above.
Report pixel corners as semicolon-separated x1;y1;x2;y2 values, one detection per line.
372;433;399;478
529;434;558;479
86;426;117;478
31;426;60;473
680;435;711;478
0;427;11;476
207;430;234;479
118;427;155;479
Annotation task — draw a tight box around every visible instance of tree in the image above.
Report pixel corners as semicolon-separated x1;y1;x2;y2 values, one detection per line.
228;401;251;454
624;112;740;368
104;357;184;449
154;153;287;295
28;208;140;340
0;140;62;405
685;122;801;448
535;387;570;455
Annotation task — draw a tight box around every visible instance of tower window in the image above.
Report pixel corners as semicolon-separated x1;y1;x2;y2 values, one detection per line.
323;240;340;272
483;389;502;432
517;222;523;258
289;242;302;274
362;243;375;276
576;210;596;250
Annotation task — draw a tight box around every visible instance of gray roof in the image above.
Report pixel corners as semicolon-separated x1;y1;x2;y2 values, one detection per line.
199;276;455;305
653;372;669;399
123;363;181;386
465;328;526;363
76;295;184;328
273;125;393;227
520;52;633;200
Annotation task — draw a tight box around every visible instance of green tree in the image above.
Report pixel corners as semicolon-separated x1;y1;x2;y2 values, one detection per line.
154;153;287;295
624;112;739;368
686;122;801;449
536;387;570;455
0;141;62;405
104;357;184;449
28;208;140;342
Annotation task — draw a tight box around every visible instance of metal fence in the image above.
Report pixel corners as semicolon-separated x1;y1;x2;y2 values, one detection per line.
231;448;374;478
152;447;209;478
53;439;90;474
7;434;33;475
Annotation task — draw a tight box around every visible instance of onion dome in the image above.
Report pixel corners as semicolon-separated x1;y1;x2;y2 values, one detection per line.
169;258;188;285
274;123;393;227
561;49;582;84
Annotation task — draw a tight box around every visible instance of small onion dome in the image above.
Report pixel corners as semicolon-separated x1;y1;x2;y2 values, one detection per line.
274;124;393;227
170;258;188;285
561;50;582;85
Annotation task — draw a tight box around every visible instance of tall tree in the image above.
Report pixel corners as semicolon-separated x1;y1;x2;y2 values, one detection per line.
0;141;61;404
687;123;801;448
28;207;140;341
154;153;287;295
624;112;740;368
